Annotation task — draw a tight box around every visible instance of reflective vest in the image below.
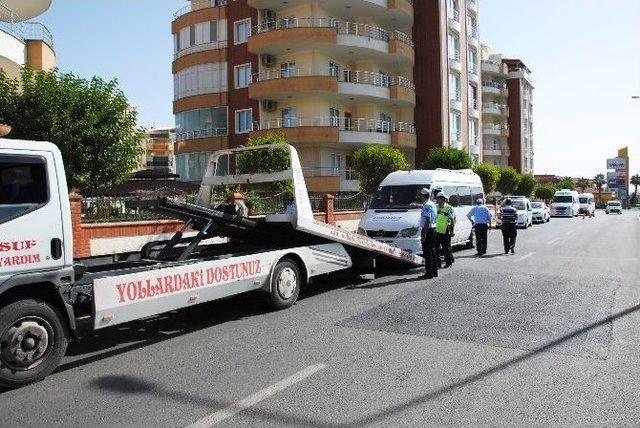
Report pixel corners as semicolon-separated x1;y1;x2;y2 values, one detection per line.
436;204;454;234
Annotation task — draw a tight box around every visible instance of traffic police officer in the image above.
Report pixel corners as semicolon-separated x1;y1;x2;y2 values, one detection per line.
467;198;492;256
419;188;438;279
435;193;456;268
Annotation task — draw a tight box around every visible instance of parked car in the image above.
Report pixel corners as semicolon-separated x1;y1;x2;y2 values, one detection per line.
496;196;533;228
605;200;623;214
531;201;550;223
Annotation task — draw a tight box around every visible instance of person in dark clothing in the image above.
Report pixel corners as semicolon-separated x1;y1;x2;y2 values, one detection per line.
500;198;518;254
467;198;492;256
419;188;438;279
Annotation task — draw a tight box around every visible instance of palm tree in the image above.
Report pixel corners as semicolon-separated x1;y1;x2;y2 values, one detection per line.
594;173;605;193
576;177;591;193
631;174;640;203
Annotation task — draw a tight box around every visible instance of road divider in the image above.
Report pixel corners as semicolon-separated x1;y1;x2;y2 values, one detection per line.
185;363;328;428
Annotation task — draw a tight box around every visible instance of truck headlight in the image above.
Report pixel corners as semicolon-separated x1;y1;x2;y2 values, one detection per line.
357;227;366;236
398;227;419;238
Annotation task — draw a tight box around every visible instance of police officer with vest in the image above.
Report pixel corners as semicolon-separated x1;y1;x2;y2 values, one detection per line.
419;188;438;279
435;192;456;268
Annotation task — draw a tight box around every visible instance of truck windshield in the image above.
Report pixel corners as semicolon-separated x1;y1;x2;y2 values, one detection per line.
553;195;573;203
369;185;428;210
608;202;621;206
579;197;588;203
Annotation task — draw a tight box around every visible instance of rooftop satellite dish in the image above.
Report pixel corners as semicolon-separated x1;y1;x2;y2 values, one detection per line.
0;0;52;22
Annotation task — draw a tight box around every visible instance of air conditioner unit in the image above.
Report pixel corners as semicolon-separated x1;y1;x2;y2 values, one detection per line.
262;100;278;112
262;9;276;20
261;54;276;68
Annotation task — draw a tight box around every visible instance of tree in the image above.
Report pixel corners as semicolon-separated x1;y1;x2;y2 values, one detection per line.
534;184;556;202
593;173;605;194
422;147;472;170
495;166;521;195
473;163;499;194
236;133;290;174
353;144;408;194
515;173;536;197
0;68;144;192
555;177;575;191
631;174;640;205
576;177;591;193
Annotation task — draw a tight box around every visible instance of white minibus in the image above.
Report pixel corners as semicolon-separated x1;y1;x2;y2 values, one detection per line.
550;189;580;217
578;193;596;217
357;169;484;255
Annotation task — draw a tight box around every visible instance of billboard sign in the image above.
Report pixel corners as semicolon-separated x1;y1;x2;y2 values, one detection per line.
607;172;626;189
607;157;627;170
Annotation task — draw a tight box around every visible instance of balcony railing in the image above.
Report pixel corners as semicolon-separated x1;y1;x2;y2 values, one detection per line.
449;50;461;62
174;40;227;59
448;10;460;23
254;117;416;135
0;5;54;47
482;102;508;111
450;89;461;102
175;127;228;141
483;124;508;132
469;99;478;110
173;0;227;19
482;81;507;90
252;18;413;47
253;68;415;90
302;167;359;181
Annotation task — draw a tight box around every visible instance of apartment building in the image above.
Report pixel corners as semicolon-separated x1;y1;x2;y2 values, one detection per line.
414;0;482;166
480;45;510;167
0;0;55;79
480;45;534;173
171;0;480;191
140;127;176;173
503;58;534;174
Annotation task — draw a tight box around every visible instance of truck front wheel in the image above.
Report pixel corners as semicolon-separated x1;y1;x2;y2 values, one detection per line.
268;258;301;310
0;299;68;388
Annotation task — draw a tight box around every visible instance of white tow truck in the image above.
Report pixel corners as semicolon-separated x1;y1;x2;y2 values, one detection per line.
0;139;422;388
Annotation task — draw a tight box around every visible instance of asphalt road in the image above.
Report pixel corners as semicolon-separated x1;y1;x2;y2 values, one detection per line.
2;210;640;427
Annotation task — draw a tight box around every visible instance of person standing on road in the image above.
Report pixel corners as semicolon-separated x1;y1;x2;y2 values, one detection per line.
419;188;438;279
435;193;456;268
500;198;518;254
467;198;492;256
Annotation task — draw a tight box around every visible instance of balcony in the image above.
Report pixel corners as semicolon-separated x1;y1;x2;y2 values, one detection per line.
467;28;478;47
481;60;507;75
468;63;480;82
467;0;478;13
483;124;509;137
249;68;416;106
482;82;508;97
450;90;462;111
174;40;227;60
447;10;461;33
252;117;415;148
175;127;228;142
173;0;227;19
482;102;509;117
448;50;461;72
302;167;360;193
483;148;502;157
247;0;413;29
249;18;414;66
468;100;480;119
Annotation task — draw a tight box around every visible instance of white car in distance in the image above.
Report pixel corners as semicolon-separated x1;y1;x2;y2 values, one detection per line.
605;200;623;214
531;201;550;223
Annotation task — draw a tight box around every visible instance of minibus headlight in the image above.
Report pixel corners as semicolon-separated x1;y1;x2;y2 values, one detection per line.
398;227;419;238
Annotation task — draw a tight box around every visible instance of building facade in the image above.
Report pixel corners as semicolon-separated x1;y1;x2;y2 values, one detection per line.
413;0;481;166
171;0;481;190
140;127;176;173
480;45;510;167
480;46;533;174
0;0;55;79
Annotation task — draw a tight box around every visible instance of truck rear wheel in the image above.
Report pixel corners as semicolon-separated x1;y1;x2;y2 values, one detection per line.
268;258;301;310
0;299;68;388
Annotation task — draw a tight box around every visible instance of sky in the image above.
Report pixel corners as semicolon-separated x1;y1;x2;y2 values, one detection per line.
35;0;640;179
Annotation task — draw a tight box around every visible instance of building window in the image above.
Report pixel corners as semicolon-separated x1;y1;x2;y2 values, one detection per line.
468;84;478;109
174;62;228;100
175;106;228;140
235;109;253;134
449;72;461;101
448;33;460;61
234;63;252;88
469;119;478;146
281;108;298;127
449;112;461;142
234;19;251;44
280;62;297;78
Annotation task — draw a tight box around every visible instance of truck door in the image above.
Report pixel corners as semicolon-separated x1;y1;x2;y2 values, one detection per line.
0;151;65;275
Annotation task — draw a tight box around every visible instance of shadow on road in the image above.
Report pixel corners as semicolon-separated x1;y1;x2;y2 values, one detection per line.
87;302;640;428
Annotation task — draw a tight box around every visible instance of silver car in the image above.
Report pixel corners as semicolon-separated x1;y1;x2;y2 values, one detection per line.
606;200;622;214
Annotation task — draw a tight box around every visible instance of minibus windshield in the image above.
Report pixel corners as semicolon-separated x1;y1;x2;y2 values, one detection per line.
369;185;429;209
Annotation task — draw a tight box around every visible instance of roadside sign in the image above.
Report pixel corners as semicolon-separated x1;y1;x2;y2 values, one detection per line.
607;157;627;170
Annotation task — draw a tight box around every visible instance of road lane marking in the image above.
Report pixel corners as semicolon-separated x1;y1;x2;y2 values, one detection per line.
547;237;561;245
513;252;535;263
185;364;327;428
